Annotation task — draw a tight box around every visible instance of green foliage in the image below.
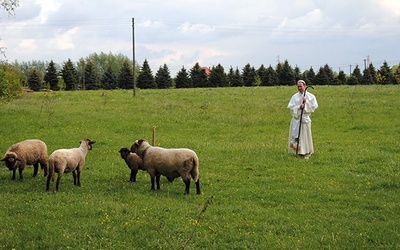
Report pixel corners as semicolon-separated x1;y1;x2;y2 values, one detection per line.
102;65;118;89
27;68;43;91
175;66;191;88
209;64;228;87
228;66;243;87
0;63;22;100
155;64;172;89
277;60;295;85
84;59;99;90
190;62;209;88
0;86;399;249
61;59;78;90
137;59;155;89
118;60;134;89
44;60;59;91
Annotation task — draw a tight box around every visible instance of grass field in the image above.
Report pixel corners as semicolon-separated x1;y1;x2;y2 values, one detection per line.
0;85;399;249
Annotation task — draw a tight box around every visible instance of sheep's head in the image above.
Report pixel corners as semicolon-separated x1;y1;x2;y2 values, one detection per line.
130;139;146;153
119;148;131;159
1;153;20;170
80;139;96;150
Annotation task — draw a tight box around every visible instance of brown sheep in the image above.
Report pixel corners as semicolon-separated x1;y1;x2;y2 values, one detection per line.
131;139;200;195
118;147;144;182
2;139;48;180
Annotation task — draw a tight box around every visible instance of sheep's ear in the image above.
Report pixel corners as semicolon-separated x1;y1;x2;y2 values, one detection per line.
90;140;96;144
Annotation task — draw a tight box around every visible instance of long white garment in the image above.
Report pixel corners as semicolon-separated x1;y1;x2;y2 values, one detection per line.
287;91;318;155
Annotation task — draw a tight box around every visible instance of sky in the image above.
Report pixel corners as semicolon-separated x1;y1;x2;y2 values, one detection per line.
1;0;399;75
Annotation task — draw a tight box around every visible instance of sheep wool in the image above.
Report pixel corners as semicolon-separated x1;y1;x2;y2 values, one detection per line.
131;139;201;195
1;139;48;180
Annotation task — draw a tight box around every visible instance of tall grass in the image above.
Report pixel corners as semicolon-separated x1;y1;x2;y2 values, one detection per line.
0;85;399;249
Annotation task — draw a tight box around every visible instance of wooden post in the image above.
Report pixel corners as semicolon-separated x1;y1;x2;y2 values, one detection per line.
152;126;156;146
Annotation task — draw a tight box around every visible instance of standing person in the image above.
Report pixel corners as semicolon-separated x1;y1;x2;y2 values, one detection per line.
288;80;318;159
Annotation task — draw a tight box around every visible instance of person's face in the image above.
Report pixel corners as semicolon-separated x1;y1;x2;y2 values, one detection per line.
297;82;305;93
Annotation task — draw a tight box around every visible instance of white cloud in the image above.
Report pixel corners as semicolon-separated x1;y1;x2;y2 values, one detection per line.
19;39;37;49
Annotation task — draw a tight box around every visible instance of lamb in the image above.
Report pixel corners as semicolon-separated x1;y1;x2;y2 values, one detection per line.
1;139;48;180
118;147;145;182
130;139;201;195
46;139;96;192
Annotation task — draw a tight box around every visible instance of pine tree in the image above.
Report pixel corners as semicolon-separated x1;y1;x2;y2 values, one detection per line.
190;62;208;88
278;60;295;85
209;64;228;87
102;65;117;89
257;64;268;86
155;64;172;89
265;65;279;86
175;66;191;88
377;61;394;85
44;60;59;91
337;70;347;85
242;63;256;86
84;59;99;90
28;68;43;91
303;67;316;85
352;65;363;84
137;59;155;89
118;60;134;89
61;59;78;90
314;67;330;85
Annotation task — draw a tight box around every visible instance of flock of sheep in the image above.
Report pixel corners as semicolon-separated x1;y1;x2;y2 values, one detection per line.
1;139;201;195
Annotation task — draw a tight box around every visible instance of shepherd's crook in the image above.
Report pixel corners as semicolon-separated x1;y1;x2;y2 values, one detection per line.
296;85;313;155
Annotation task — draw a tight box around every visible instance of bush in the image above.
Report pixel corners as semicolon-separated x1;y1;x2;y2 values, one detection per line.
0;63;22;101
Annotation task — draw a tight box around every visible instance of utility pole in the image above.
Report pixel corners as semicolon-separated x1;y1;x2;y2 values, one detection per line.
132;17;136;97
363;59;367;71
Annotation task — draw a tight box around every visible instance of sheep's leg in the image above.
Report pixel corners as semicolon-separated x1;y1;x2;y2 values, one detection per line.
33;163;39;177
56;175;62;191
18;168;23;180
156;175;161;190
11;169;16;180
183;178;190;195
76;171;81;187
130;169;138;182
41;162;48;177
150;175;156;190
73;171;77;185
46;174;51;191
195;179;201;195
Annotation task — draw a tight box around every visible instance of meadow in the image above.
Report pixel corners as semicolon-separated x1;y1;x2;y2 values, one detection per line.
0;85;399;249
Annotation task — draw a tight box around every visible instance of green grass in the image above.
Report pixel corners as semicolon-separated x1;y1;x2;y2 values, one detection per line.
0;85;399;249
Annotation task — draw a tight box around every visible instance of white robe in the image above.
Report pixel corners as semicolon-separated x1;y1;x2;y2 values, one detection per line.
287;91;318;155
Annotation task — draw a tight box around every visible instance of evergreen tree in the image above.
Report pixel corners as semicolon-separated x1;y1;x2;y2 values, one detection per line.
352;65;363;84
84;59;99;90
323;64;335;83
347;75;359;85
305;67;316;85
278;60;295;85
337;70;347;85
137;59;155;89
314;67;330;85
393;63;400;85
362;67;375;85
190;62;208;88
44;60;59;90
257;64;268;86
209;64;228;87
242;63;256;86
61;59;78;90
265;65;279;86
118;60;134;89
102;65;118;89
293;65;301;82
175;66;191;88
228;66;243;87
28;68;42;91
377;61;394;85
155;64;172;89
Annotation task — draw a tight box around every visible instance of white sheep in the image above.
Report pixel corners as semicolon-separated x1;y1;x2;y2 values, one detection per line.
131;139;201;195
1;139;48;180
118;147;145;182
46;139;96;192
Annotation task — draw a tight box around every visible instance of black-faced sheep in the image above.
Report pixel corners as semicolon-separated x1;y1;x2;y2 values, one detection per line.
46;139;96;192
131;139;201;195
1;139;48;180
118;147;144;182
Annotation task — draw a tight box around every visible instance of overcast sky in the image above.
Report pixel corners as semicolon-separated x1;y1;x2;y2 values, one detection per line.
1;0;399;75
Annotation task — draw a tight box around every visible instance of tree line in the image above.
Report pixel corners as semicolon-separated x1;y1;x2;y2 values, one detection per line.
1;51;399;99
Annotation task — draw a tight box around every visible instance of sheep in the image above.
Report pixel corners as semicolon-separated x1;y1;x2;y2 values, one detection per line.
131;139;201;195
118;147;145;182
1;139;48;180
46;139;96;192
